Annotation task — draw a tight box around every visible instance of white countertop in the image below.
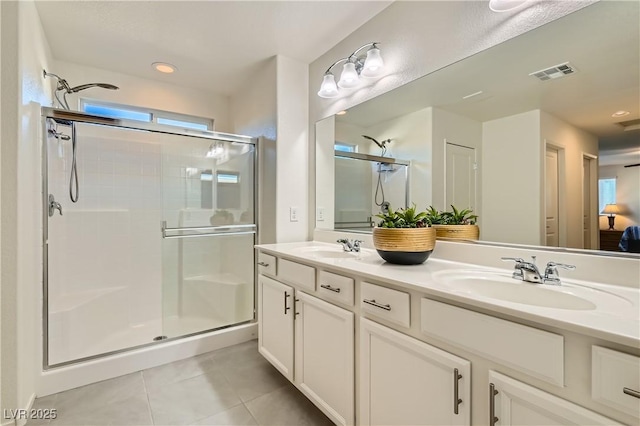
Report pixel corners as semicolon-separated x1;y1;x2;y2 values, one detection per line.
256;241;640;349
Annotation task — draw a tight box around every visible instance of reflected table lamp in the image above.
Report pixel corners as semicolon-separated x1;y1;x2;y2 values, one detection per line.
601;203;620;230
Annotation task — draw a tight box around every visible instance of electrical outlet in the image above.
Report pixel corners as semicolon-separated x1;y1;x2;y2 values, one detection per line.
317;207;325;221
290;207;299;222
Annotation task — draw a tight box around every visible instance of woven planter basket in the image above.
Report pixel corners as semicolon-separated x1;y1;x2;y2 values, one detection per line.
372;227;436;264
433;224;479;241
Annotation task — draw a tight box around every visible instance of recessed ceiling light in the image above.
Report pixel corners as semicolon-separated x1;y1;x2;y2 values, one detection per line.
489;0;528;12
612;110;630;118
336;110;348;116
152;62;177;74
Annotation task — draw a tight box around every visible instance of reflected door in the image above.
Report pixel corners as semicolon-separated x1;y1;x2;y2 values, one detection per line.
445;143;476;211
160;135;256;339
545;148;559;247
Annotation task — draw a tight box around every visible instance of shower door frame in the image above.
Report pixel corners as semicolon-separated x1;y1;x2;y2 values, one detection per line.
41;107;259;369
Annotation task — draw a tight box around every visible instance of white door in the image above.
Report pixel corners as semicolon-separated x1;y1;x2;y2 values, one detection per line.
446;143;476;211
295;292;354;426
489;371;619;425
583;157;592;249
545;147;559;247
360;318;471;426
258;275;294;381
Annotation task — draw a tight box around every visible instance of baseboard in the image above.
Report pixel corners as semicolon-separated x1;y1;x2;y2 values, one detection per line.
2;392;35;426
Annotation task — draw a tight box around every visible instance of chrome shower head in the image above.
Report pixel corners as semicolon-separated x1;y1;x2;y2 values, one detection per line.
69;83;119;93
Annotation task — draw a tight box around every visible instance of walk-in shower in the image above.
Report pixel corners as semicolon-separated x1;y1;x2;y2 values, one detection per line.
42;107;257;368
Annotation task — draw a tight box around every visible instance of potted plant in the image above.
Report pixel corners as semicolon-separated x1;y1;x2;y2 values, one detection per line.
373;205;436;265
430;205;480;240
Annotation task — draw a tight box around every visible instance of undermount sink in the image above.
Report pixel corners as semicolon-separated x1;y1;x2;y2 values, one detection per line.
297;245;368;259
433;270;632;311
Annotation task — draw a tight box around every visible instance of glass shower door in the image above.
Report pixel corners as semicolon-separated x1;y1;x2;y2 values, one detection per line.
160;134;256;339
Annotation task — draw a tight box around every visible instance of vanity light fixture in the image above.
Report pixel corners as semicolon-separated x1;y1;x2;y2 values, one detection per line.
317;42;384;98
336;110;348;116
489;0;529;12
152;62;177;74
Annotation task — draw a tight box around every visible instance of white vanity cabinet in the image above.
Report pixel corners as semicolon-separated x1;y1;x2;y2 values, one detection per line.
257;262;355;426
360;318;471;426
488;371;619;425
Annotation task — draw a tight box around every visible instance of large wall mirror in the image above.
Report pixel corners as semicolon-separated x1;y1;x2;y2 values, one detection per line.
315;1;639;256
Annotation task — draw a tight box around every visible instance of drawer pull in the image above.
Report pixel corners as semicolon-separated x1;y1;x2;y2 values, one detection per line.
623;387;640;399
258;262;269;267
453;368;463;415
320;284;341;293
489;383;499;426
363;299;391;311
284;292;291;315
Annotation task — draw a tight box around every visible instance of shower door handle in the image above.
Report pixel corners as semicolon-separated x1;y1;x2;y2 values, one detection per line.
48;194;63;217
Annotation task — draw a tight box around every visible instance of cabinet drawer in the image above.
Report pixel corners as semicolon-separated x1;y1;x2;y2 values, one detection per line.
318;270;354;306
361;282;410;328
421;299;564;386
592;346;640;417
258;252;277;277
278;258;315;292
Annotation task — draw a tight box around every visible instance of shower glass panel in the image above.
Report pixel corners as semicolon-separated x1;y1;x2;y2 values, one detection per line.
159;135;255;338
44;109;256;367
334;153;409;232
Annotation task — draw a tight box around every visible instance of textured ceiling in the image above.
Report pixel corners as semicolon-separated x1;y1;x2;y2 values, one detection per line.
34;1;392;96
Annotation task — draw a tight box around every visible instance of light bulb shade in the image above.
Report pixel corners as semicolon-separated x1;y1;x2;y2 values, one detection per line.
317;73;339;98
601;204;620;215
489;0;528;12
338;62;360;89
361;47;384;78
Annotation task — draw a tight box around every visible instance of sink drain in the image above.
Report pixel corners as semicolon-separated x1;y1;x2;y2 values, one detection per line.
153;335;168;341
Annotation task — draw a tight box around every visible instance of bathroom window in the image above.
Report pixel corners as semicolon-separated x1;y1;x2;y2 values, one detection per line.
598;178;616;212
80;99;214;131
216;171;241;209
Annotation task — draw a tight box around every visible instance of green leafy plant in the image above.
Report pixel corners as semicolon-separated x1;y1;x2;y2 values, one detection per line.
441;205;478;225
424;206;445;225
375;205;429;228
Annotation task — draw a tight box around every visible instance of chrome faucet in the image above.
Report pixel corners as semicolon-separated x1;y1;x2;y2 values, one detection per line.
337;238;363;252
502;256;575;285
543;262;576;285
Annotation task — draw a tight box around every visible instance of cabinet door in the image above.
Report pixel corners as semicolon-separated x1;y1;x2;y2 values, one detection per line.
488;371;619;425
360;318;471;426
295;291;354;426
258;275;294;381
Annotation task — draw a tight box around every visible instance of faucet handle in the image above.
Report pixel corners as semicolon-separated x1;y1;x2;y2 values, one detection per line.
501;257;525;279
501;257;525;264
544;262;576;285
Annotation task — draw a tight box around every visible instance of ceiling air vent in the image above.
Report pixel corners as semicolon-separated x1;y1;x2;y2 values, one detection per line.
529;62;577;81
617;118;640;132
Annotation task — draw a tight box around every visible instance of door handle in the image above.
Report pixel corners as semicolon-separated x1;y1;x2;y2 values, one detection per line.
284;292;291;315
48;194;62;217
453;368;462;415
489;383;499;426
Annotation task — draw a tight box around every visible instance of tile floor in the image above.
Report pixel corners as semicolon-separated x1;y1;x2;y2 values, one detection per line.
28;340;333;426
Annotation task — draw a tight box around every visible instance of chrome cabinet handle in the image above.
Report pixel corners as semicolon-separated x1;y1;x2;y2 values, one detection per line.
284;292;291;315
623;387;640;399
453;368;462;415
258;262;269;267
363;299;391;311
320;284;341;293
489;383;499;426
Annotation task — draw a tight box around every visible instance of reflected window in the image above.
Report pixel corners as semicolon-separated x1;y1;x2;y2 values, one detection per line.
217;171;240;209
598;178;616;212
335;142;357;153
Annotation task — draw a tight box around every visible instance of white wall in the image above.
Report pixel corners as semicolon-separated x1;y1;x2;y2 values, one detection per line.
275;56;309;242
315;116;335;229
540;110;598;248
0;0;54;420
230;57;277;244
431;107;482;213
482;110;542;245
308;0;595;234
52;61;231;132
599;164;640;231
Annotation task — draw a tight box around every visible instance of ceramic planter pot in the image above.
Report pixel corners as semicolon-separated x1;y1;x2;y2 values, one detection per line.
372;227;436;265
433;224;480;240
